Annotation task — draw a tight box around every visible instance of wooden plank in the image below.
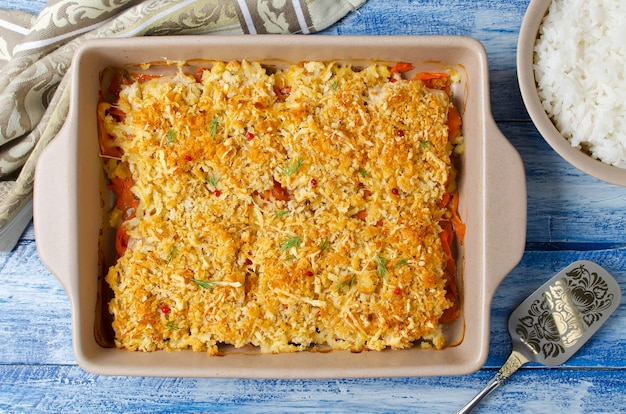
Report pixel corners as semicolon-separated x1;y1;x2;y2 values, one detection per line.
19;221;34;242
499;122;626;244
323;0;530;37
0;242;74;365
0;0;45;13
0;364;624;413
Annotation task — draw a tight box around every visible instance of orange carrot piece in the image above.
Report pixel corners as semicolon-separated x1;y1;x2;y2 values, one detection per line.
439;256;460;324
354;209;368;222
259;180;291;202
450;192;466;244
413;71;449;81
414;71;450;92
440;192;451;208
447;105;462;141
108;176;139;220
137;73;161;83
115;225;129;258
389;62;414;74
439;221;460;323
193;68;208;83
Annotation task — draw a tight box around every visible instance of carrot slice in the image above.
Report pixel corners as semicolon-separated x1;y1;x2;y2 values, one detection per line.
413;71;449;81
135;73;162;83
440;192;451;208
439;221;460;323
115;225;129;258
414;71;450;92
193;68;207;83
390;62;414;74
439;255;460;323
450;192;466;244
259;180;291;202
354;209;367;222
447;105;462;141
108;176;138;220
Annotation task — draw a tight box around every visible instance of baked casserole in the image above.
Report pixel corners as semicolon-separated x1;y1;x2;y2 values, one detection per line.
98;59;464;355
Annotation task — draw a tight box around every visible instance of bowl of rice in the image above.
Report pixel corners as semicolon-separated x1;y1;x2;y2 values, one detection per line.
517;0;626;186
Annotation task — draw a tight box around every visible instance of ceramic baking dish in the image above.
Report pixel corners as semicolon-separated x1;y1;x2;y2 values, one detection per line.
33;35;526;378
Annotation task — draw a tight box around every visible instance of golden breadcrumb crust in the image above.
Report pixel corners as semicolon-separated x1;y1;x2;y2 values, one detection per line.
101;60;459;354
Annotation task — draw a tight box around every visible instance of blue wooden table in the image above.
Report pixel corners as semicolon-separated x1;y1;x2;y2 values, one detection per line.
1;0;625;412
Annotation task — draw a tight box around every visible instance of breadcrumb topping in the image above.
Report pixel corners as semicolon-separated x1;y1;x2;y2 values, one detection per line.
101;60;460;354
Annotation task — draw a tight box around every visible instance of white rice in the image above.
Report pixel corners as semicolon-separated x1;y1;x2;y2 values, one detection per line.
534;0;626;168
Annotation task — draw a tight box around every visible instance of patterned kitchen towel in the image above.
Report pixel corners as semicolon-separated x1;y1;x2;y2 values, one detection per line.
0;0;366;251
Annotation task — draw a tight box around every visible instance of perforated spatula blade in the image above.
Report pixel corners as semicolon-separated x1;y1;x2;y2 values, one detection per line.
456;260;621;413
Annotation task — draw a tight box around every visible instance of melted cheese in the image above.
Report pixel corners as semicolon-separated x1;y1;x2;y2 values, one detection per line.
102;60;459;354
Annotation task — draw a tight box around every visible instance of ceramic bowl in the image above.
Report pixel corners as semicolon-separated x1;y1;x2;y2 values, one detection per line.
517;0;626;187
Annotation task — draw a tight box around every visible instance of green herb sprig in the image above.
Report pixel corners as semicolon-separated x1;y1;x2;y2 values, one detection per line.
273;210;288;219
318;238;330;252
280;158;304;176
279;234;302;252
167;128;177;144
166;246;178;263
205;175;220;189
376;253;388;279
336;274;355;292
209;116;219;139
395;258;409;268
165;322;179;330
192;277;218;290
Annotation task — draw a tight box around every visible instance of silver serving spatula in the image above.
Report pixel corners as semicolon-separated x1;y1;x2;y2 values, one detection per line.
457;260;621;413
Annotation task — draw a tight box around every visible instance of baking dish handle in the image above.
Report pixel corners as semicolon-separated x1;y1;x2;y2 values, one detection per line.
34;119;77;294
483;118;527;293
